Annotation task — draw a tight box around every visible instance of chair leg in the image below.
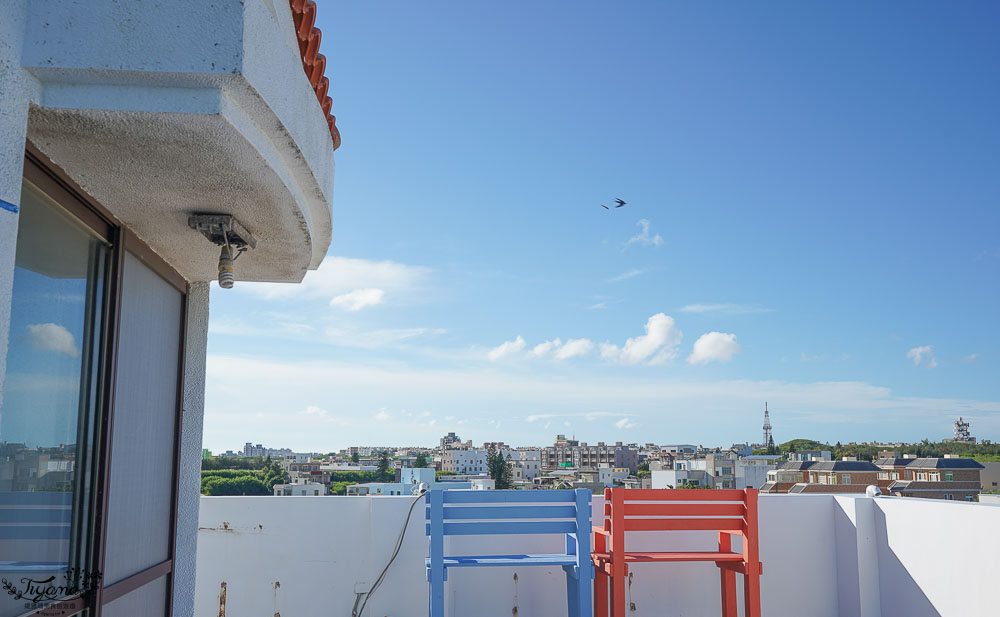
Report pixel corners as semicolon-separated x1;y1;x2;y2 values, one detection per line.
594;569;608;617
719;567;737;617
567;575;579;616
578;568;593;617
429;570;445;617
718;533;737;617
743;569;761;617
610;562;626;617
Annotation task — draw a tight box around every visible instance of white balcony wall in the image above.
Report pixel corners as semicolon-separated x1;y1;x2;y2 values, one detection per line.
195;494;1000;617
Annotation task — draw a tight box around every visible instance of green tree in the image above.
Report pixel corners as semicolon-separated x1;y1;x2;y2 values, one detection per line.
766;435;776;455
351;452;360;464
486;444;513;489
202;475;269;496
377;450;393;481
415;452;428;468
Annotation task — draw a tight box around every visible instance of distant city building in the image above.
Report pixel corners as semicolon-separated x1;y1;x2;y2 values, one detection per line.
651;468;712;489
541;440;638;473
660;444;698;455
440;447;539;476
944;417;976;444
981;462;1000;493
787;450;832;462
346;467;475;496
273;482;326;496
761;459;881;494
242;442;294;458
877;455;983;501
439;432;462;450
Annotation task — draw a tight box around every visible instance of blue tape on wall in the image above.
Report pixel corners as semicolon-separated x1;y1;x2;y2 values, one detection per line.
0;199;18;214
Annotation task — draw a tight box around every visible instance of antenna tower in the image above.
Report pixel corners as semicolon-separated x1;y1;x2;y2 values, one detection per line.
762;402;773;446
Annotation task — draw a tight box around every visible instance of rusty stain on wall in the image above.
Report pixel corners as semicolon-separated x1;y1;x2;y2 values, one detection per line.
218;581;227;617
273;580;281;617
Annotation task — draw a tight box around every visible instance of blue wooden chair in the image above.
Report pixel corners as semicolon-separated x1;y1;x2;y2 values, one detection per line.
425;489;593;617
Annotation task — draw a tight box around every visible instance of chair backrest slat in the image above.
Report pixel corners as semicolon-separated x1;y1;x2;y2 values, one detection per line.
603;488;755;536
621;488;747;501
426;504;578;520
441;490;578;504
624;503;745;517
427;520;579;536
425;489;589;538
624;518;745;532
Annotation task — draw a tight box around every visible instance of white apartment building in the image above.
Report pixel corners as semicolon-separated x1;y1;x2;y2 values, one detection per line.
440;449;489;474
273;482;327;496
736;456;780;490
651;468;712;489
513;451;542;481
441;448;541;476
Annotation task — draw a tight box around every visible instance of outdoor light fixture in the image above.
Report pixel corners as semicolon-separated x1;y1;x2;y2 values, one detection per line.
187;214;257;289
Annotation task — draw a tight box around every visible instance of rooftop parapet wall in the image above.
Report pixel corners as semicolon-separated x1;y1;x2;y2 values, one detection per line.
194;494;1000;617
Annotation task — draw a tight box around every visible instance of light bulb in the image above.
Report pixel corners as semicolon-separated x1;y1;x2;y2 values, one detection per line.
218;245;235;289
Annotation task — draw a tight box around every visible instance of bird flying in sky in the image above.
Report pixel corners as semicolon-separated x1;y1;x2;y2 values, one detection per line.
601;204;609;210
614;198;626;208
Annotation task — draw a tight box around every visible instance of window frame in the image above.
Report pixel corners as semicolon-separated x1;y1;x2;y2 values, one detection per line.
20;146;188;617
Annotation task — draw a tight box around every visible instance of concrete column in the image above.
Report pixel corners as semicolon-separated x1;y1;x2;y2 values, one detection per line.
174;281;210;617
854;496;882;617
0;0;31;407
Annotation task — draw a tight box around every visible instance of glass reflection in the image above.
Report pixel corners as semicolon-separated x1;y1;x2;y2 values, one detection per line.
0;182;108;617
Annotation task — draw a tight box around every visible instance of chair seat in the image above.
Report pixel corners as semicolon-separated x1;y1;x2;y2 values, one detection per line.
591;551;744;564
426;553;578;568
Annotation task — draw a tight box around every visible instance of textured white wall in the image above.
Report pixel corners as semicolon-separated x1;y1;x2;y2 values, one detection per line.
195;494;852;617
18;0;334;282
173;282;210;617
0;0;32;408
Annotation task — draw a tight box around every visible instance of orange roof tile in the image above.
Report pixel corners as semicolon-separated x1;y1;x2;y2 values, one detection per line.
290;0;341;150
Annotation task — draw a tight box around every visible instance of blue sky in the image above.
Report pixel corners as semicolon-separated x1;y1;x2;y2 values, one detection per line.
202;1;1000;453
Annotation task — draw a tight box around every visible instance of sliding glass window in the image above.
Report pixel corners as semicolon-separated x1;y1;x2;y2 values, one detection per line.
0;182;109;617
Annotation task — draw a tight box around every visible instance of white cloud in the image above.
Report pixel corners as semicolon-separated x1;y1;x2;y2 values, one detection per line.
330;288;385;311
679;303;774;315
532;338;563;357
587;302;609;310
202;353;1000;451
374;409;391;421
607;269;647;283
907;345;938;368
555;338;594;360
487;336;526;361
961;353;978;364
615;417;636;429
688;332;742;365
601;313;683;365
625;219;663;248
322;327;446;349
24;323;79;358
238;256;431;302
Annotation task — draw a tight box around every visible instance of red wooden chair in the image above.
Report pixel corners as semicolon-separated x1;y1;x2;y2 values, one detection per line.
592;488;762;617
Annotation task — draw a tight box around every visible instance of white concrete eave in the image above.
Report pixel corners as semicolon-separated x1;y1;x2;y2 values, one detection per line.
21;0;334;283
